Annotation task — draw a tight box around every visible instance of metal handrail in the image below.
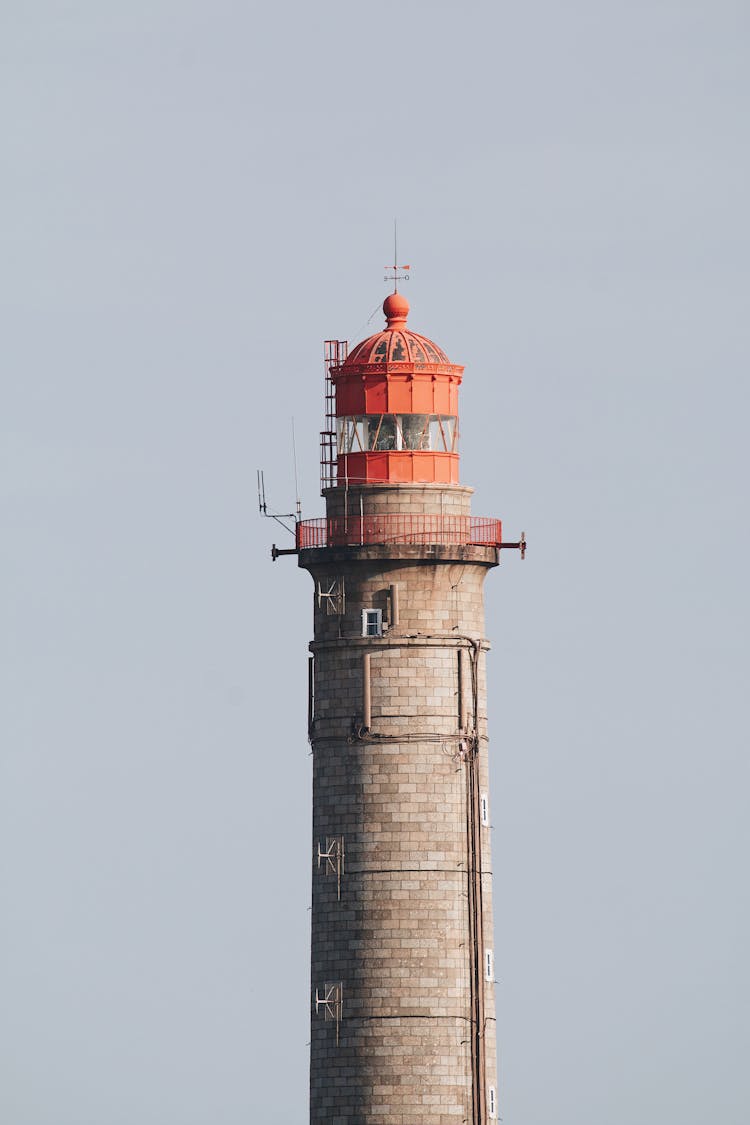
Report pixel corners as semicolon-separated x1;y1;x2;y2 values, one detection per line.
296;515;503;550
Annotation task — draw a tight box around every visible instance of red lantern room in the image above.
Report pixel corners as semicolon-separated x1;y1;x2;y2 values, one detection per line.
328;292;463;486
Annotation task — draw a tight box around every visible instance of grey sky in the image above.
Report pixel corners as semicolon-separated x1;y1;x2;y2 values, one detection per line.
2;2;748;1122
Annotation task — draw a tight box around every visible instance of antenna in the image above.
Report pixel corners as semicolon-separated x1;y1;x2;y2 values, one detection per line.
257;469;297;536
291;417;301;521
384;218;410;291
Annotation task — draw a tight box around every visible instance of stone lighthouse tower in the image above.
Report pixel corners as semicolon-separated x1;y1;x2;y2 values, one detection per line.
290;289;523;1125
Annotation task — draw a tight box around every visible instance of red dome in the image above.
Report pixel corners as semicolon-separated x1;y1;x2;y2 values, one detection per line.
342;293;451;368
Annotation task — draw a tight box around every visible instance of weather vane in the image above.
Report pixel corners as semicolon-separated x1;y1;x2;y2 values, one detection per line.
384;220;410;291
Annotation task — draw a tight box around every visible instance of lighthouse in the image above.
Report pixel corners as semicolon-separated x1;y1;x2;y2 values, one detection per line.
288;289;523;1124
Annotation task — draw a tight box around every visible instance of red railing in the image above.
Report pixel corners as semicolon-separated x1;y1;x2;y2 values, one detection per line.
296;515;503;549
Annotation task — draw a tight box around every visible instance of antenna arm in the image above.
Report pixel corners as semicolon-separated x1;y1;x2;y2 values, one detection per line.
268;513;297;535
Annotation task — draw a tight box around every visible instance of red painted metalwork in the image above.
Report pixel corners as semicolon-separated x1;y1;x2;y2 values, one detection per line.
296;515;503;550
337;451;458;485
335;374;459;418
323;294;464;490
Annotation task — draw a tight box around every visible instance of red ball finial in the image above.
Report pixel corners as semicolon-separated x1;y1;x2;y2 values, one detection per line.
383;291;409;329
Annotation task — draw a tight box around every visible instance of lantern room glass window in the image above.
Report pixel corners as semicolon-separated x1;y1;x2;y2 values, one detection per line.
336;415;457;454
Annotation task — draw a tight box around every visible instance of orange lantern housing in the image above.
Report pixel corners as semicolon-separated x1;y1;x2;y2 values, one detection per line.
330;292;463;485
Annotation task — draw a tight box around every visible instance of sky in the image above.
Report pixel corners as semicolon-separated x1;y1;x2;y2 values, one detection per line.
1;2;748;1123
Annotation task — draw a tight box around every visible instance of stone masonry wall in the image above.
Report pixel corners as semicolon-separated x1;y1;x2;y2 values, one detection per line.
324;483;473;522
302;526;499;1124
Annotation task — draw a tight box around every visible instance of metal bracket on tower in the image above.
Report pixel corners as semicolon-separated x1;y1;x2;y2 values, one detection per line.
317;577;346;615
315;982;343;1044
317;836;345;900
271;543;298;560
498;531;527;559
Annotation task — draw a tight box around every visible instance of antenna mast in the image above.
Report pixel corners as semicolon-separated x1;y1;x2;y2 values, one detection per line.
292;417;301;521
256;469;296;535
384;220;410;291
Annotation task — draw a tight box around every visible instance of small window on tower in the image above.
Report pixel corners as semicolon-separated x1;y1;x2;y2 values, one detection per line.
362;609;382;637
488;1086;497;1118
480;793;489;826
485;949;494;981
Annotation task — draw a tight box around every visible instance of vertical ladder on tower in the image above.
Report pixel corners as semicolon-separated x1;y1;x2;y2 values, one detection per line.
320;340;347;494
